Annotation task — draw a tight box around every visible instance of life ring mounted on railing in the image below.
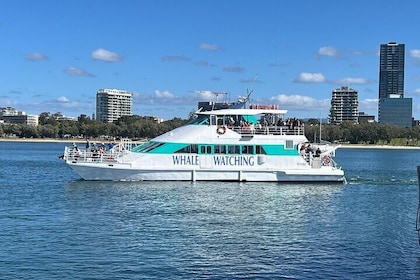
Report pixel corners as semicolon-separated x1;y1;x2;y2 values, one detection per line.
322;154;332;165
217;125;226;135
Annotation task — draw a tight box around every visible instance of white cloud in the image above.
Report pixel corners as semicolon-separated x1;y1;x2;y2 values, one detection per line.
92;48;123;62
192;90;219;101
57;96;69;102
63;67;94;77
154;90;175;99
318;46;339;57
294;72;326;83
25;52;49;61
410;49;420;59
359;98;378;113
200;43;222;51
270;94;320;108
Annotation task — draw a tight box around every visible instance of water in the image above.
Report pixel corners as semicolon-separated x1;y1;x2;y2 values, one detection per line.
0;142;419;279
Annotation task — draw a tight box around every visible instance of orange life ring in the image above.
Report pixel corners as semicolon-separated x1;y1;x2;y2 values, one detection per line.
217;125;226;135
322;154;331;165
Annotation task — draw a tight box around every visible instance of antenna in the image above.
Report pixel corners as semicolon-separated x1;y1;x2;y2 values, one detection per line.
211;91;228;110
238;89;254;109
212;91;228;103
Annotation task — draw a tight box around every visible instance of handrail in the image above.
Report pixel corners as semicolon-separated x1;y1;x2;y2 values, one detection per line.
229;125;305;136
64;146;123;163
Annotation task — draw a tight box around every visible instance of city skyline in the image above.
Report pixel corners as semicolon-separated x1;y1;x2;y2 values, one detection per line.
1;1;420;121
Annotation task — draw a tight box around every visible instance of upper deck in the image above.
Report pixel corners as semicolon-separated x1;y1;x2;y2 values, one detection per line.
191;107;305;136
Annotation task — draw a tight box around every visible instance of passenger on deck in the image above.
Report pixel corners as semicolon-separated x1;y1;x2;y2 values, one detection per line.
315;147;321;157
228;117;235;126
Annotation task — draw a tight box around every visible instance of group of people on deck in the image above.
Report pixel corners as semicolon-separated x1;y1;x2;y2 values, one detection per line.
300;143;322;157
226;115;303;130
69;140;116;158
85;140;116;156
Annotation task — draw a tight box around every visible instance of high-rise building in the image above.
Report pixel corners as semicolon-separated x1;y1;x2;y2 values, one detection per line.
96;89;133;123
378;42;412;127
379;42;405;99
329;86;359;124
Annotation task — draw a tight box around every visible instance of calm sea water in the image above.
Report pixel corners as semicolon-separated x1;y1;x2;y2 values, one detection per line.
0;141;419;279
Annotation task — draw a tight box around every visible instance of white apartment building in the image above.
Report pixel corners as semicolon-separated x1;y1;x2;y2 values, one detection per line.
96;89;133;123
0;107;39;126
330;86;359;124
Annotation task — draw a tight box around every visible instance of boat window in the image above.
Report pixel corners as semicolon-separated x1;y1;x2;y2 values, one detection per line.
242;145;254;155
187;114;210;125
190;144;198;153
133;141;164;153
256;145;266;155
214;145;226;154
228;145;241;155
186;115;201;125
199;145;212;154
285;140;294;149
175;144;198;154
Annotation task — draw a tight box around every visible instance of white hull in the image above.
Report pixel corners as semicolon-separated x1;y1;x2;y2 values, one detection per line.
66;157;344;182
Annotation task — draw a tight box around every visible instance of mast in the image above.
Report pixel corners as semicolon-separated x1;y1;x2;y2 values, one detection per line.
319;112;322;143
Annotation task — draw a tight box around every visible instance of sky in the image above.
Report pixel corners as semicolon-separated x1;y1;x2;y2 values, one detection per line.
1;0;420;121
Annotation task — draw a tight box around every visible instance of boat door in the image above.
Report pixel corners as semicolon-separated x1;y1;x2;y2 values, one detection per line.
198;145;213;169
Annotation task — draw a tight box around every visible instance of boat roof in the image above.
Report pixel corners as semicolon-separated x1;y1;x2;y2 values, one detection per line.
197;108;288;116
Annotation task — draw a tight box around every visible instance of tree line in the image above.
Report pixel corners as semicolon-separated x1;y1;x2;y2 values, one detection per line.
1;112;420;146
1;113;187;140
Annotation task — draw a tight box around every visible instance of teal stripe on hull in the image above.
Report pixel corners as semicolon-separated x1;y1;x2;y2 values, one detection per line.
133;141;299;156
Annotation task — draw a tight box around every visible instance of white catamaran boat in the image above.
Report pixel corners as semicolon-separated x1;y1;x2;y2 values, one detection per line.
63;103;345;182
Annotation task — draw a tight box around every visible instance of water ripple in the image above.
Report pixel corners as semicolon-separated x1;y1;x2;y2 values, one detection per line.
0;143;420;279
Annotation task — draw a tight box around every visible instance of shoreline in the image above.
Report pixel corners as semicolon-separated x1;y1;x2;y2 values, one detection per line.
0;138;89;144
1;137;420;150
339;144;420;150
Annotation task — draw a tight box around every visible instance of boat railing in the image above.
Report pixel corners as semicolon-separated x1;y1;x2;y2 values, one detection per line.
64;146;126;164
301;149;340;169
229;125;304;136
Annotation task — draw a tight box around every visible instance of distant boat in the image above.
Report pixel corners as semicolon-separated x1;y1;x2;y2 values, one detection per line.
62;94;345;182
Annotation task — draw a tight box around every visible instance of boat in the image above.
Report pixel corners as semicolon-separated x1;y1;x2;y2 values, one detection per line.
62;98;345;182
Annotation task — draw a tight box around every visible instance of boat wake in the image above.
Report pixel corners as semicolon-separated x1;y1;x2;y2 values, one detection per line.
346;175;417;185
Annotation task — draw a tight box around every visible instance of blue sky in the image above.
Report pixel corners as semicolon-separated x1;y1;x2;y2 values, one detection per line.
1;0;420;121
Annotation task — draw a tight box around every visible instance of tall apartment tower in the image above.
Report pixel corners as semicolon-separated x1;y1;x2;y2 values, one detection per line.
330;86;359;124
96;88;133;123
378;42;412;127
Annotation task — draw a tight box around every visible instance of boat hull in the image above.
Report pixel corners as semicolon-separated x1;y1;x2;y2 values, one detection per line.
66;161;345;182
